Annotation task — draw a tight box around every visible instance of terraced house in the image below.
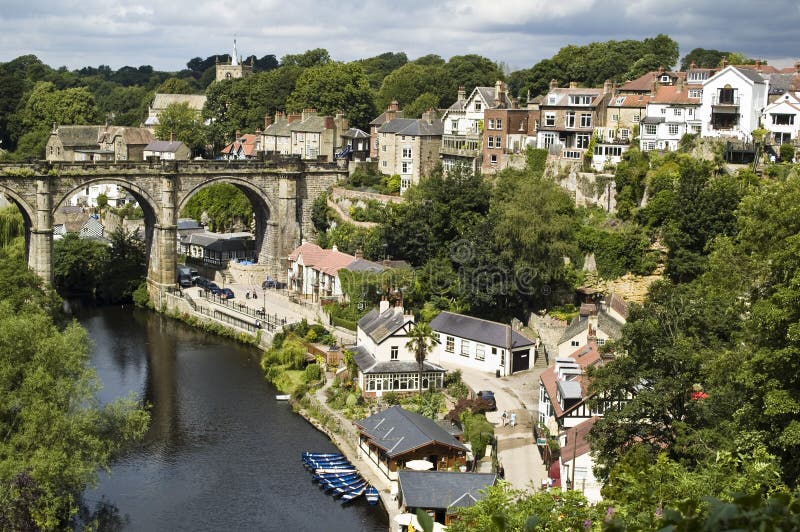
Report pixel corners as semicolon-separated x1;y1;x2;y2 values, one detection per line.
376;110;443;193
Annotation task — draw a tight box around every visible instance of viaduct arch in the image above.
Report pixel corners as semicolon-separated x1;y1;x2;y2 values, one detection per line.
0;159;345;300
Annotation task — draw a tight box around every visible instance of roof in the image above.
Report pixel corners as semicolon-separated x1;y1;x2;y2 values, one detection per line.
399;471;496;510
766;73;800;94
177;219;203;231
430;311;534;349
264;117;291;137
144;140;187;153
473;86;513;109
291;114;329;133
355;406;467;457
641;116;666;124
357;305;411;345
618;71;683;93
287;242;355;276
650;84;703;105
557;308;625;345
151;93;207;111
342;128;369;139
370;109;405;126
99;126;154;145
52;125;102;147
560;417;600;462
221;133;259;157
542;87;604;107
733;66;767;84
344;258;386;273
185;231;252;248
351;345;445;374
377;117;444;137
539;343;604;419
607;94;650;108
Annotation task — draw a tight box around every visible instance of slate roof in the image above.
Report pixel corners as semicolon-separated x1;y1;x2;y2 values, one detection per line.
370;109;405;126
399;471;496;510
358;306;411;345
53;125;102;147
185;231;252;248
151;93;207;111
99;126;154;145
474;86;514;109
557;309;625;345
177;219;203;231
264;117;291;137
378;117;443;136
732;66;767;84
291;115;328;133
344;258;386;273
355;406;467;457
342;127;369;139
430;311;534;349
144;140;186;153
351;345;445;374
539;343;604;419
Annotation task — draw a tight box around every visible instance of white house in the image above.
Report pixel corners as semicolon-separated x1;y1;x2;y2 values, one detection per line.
287;241;355;301
351;299;446;398
559;417;603;504
640;79;704;152
557;295;627;357
429;311;535;376
762;91;800;145
699;66;769;140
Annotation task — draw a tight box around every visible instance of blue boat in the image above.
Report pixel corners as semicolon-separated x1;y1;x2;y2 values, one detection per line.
340;485;367;503
323;477;364;492
365;486;379;505
319;475;360;488
312;472;357;482
303;452;343;459
304;458;352;468
304;456;351;465
331;480;367;497
314;467;357;475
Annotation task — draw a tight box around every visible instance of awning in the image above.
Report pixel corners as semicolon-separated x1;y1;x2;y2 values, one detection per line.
641;116;665;124
548;461;561;488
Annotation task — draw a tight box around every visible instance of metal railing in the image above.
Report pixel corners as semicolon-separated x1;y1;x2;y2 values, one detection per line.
712;95;740;106
201;291;290;330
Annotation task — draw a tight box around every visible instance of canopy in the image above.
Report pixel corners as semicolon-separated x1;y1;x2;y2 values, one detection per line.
405;459;434;471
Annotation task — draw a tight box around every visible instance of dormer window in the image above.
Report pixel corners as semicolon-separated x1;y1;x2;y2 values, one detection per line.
569;95;593;106
548;95;557;104
660;75;671;83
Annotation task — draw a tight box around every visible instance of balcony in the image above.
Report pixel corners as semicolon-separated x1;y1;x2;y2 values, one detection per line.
440;133;482;158
712;95;740;106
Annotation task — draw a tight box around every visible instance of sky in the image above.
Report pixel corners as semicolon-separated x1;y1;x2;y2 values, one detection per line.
1;0;799;73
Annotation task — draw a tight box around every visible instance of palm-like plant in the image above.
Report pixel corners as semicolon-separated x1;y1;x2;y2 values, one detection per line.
405;322;440;394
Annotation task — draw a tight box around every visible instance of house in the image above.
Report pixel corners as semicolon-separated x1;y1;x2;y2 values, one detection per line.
215;39;253;82
338;128;370;162
594;82;646;169
536;81;609;164
143;140;191;160
376;110;443;193
79;214;105;240
640;78;704;152
289;109;348;161
480;106;537;173
761;91;800;146
557;294;627;357
96;125;154;161
68;182;129;208
351;298;446;398
181;231;255;267
287;241;356;300
261;112;297;156
370;101;404;160
355;406;468;483
144;93;207;129
398;471;497;526
429;311;535;376
46;125;105;162
221;133;261;160
440;81;513;173
558;417;603;503
699;64;769;140
176;218;204;252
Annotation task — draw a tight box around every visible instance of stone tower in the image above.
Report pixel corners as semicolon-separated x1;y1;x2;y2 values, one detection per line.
215;38;254;82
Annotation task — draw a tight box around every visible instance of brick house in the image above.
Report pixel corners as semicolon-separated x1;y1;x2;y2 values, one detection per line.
480;107;537;173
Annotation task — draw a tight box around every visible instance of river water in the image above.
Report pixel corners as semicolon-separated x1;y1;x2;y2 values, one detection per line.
78;305;387;531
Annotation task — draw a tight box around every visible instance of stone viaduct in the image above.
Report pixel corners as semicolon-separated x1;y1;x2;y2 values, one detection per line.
0;158;345;300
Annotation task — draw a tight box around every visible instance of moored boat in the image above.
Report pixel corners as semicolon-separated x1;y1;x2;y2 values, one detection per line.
314;467;357;474
340;485;366;503
331;480;368;497
365;486;379;505
302;452;343;459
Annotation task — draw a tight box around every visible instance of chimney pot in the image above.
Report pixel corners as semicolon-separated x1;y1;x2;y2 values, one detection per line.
549;79;558;90
389;100;399;111
458;86;466;100
569;81;577;89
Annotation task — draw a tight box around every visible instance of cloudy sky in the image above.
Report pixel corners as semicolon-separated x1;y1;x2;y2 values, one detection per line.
1;0;799;72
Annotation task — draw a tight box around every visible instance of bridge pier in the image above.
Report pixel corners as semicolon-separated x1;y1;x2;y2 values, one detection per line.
273;175;302;282
147;174;178;304
30;178;53;285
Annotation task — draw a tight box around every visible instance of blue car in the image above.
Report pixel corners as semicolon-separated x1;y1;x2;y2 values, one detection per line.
208;283;221;295
220;288;235;299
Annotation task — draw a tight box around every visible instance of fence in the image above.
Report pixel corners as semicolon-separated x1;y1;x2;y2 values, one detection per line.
201;291;290;332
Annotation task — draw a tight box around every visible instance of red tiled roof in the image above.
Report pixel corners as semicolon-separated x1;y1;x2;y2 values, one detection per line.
287;242;326;264
651;84;702;104
221;133;259;157
539;342;603;419
287;242;355;276
736;64;780;74
608;94;651;108
560;417;600;462
618;71;684;92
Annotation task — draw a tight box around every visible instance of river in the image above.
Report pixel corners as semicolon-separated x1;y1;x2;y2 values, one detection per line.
78;305;388;531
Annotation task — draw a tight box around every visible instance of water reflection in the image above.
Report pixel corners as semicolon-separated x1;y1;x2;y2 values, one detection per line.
79;306;388;531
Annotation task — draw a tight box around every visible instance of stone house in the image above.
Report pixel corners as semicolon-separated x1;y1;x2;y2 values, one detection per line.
144;93;207;130
289;109;348;161
370;101;404;160
143;140;191;160
376;110;443;193
261;111;298;156
556;294;627;357
47;125;154;163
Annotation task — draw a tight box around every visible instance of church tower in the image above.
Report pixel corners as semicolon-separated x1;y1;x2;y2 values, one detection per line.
215;38;254;82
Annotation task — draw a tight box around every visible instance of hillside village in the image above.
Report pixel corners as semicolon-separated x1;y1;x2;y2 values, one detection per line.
4;36;800;530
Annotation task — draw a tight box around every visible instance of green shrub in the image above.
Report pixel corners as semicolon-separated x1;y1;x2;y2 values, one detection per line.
132;281;150;308
292;383;309;401
382;391;400;405
304;363;322;382
779;143;795;162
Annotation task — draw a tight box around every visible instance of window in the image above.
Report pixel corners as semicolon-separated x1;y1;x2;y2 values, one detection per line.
401;162;410;174
580;113;592;128
660;108;666;114
451;120;458;130
548;95;557;104
461;340;471;357
496;119;502;129
476;344;485;361
571;340;580;347
688;108;694;117
611;114;619;122
619;128;630;140
402;147;412;159
495;136;502;148
632;114;640;123
772;114;795;125
487;136;494;148
644;124;657;135
565;111;576;128
544;113;555;127
597;339;605;345
490;154;497;165
576;134;590;149
492;347;497;355
563;150;581;159
445;336;454;353
474;101;482;111
391;346;398;360
401;136;406;141
660;75;670;83
381;144;386;152
669;124;679;135
644;141;656;150
401;177;411;191
688;89;703;98
542;132;556;148
569;95;593;105
382;160;387;167
487;119;495;129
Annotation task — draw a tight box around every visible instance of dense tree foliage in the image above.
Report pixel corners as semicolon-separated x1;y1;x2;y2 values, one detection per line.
353;52;408;89
679;47;735;70
155;101;206;155
0;243;149;530
181;183;252;233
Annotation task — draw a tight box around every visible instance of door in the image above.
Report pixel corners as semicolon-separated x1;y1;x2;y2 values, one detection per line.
512;349;530;373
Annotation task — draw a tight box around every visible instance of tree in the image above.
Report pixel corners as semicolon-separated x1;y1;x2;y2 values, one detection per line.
680;48;733;70
53;233;109;299
355;52;408;90
376;62;450;112
405;322;439;395
280;48;331;68
98;227;147;304
154;101;205;155
157;77;195;94
402;92;440;119
181;183;252;233
285;62;376;130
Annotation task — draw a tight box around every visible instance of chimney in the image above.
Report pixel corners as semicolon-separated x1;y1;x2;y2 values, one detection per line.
722;58;729;68
677;77;684;93
756;59;762;71
324;116;335;130
264;115;272;129
569;81;577;89
287;113;301;124
235;130;241;140
394;293;404;314
549;79;558;90
658;65;664;74
651;73;658;96
458;86;466;101
302;108;316;120
379;296;390;314
690;61;696;69
421;108;437;124
275;111;285;122
603;79;612;94
170;131;174;142
354;249;363;259
511;97;519;110
331;244;338;253
494;80;504;107
389;100;399;112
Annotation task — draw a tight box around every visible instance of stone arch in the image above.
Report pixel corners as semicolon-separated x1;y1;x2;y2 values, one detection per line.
0;184;37;269
52;178;161;223
178;176;277;273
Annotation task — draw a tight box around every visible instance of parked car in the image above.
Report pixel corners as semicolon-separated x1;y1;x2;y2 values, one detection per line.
196;277;209;288
262;277;278;289
477;390;497;411
220;288;235;299
208;282;221;295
